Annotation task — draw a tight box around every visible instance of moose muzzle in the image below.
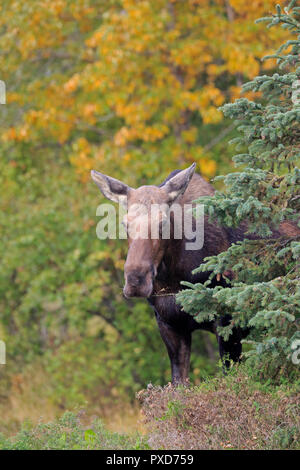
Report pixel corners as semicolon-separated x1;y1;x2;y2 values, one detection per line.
123;265;154;298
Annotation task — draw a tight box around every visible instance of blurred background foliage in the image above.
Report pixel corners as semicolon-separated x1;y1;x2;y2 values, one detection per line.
0;0;288;433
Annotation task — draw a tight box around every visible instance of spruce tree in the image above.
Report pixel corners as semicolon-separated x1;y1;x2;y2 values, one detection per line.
178;1;300;382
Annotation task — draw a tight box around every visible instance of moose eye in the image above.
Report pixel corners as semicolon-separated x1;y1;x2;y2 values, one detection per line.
159;218;168;237
158;223;163;237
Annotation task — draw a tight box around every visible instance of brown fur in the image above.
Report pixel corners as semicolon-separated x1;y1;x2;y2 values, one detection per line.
91;166;299;384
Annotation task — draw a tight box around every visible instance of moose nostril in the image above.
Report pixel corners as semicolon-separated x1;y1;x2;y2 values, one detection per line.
127;273;142;287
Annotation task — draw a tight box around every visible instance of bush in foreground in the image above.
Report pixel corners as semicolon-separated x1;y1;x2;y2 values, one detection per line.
139;368;300;450
0;411;148;450
1;368;299;450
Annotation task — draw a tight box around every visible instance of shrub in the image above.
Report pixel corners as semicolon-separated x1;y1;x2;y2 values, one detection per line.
139;368;300;450
0;411;149;450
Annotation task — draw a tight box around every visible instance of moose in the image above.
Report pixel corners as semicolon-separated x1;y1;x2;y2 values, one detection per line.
91;163;298;384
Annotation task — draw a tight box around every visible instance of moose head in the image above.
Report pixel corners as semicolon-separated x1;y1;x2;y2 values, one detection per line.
91;163;196;298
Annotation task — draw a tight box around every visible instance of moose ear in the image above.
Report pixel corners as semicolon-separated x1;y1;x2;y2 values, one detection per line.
162;163;196;203
91;170;131;208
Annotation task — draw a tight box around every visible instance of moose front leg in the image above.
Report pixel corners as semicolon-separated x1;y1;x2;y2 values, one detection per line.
216;315;242;371
155;314;191;385
217;332;242;370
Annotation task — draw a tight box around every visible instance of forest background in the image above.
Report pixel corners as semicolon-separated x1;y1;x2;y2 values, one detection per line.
0;0;292;434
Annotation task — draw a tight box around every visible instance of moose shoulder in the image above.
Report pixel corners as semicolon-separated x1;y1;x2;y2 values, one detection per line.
91;164;297;384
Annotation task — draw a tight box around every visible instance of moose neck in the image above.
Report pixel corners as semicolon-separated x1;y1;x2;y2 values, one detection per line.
155;222;187;288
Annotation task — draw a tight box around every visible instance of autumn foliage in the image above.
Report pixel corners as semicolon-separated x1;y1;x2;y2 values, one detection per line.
1;0;287;182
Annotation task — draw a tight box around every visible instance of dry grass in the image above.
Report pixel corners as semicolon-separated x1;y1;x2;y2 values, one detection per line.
0;363;144;437
138;372;300;450
1;362;299;449
0;364;57;435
